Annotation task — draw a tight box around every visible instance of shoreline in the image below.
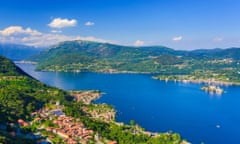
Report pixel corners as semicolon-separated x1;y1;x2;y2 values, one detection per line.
14;60;38;65
36;68;155;74
12;63;190;143
152;76;240;86
15;62;240;86
71;91;190;143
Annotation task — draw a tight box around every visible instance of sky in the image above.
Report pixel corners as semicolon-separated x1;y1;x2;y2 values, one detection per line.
0;0;240;50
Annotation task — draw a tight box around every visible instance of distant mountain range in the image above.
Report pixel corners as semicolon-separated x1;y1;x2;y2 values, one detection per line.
1;40;240;75
0;43;43;61
29;40;240;74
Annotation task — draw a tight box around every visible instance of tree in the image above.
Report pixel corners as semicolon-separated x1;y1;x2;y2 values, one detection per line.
130;120;135;126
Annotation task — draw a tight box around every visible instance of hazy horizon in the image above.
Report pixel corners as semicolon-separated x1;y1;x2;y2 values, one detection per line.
0;0;240;50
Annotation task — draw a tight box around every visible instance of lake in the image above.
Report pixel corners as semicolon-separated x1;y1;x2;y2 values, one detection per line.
17;63;240;144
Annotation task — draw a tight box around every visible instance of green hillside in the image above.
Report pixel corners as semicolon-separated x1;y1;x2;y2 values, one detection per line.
0;56;26;76
0;55;68;122
33;41;240;73
32;40;187;73
32;40;240;83
0;56;70;143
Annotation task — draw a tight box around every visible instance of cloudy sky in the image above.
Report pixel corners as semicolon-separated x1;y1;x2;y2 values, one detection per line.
0;0;240;49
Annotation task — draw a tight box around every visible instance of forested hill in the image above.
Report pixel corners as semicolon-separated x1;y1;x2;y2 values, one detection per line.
0;56;71;143
32;40;181;73
0;56;68;122
32;40;240;74
0;56;27;76
187;48;240;60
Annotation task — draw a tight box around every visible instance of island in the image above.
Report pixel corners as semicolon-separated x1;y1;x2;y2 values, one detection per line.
201;85;224;94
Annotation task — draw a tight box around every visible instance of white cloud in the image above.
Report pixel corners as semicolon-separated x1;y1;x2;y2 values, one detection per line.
213;37;223;42
75;36;108;43
0;26;41;36
85;21;95;26
134;40;144;46
172;36;183;41
0;26;110;47
48;18;77;28
51;30;62;33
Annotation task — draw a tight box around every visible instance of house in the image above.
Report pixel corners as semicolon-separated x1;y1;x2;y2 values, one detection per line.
18;119;29;127
108;141;118;144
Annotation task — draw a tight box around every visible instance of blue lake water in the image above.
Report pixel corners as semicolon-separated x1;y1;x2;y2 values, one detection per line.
17;63;240;144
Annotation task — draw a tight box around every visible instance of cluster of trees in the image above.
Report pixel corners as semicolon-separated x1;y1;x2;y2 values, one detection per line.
0;56;72;143
0;56;69;123
0;133;35;144
0;124;36;144
0;76;68;123
0;56;25;76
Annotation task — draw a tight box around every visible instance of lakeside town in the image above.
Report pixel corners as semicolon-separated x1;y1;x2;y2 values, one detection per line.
1;88;189;144
0;90;120;143
153;73;240;86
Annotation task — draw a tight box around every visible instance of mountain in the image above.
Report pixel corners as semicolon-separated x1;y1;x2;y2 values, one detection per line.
0;43;43;61
0;56;27;76
186;48;240;60
32;40;187;73
0;55;70;143
32;40;240;74
32;40;177;61
0;55;68;123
